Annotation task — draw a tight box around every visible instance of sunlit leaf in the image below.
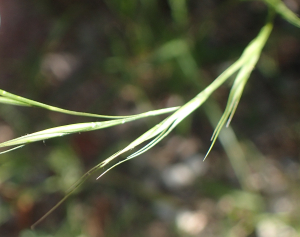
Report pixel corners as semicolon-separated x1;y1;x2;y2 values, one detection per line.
204;16;273;159
0;107;179;149
0;89;178;119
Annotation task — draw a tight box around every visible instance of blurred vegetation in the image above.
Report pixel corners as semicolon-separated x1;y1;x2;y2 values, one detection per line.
0;0;300;237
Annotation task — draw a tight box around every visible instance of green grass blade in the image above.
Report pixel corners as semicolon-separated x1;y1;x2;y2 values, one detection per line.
262;0;300;28
126;121;176;160
98;121;170;168
0;97;30;106
0;145;25;154
204;14;274;160
0;107;178;149
0;89;178;119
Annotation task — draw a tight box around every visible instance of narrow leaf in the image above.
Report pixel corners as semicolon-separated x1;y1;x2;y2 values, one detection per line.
0;107;178;149
204;15;273;160
263;0;300;28
0;89;178;119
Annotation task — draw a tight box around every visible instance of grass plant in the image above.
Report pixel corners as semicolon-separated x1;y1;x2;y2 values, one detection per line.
0;0;300;231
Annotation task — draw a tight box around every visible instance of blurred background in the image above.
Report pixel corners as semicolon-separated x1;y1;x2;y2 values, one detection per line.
0;0;300;236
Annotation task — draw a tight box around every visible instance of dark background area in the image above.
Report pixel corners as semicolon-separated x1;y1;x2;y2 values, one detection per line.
0;0;300;236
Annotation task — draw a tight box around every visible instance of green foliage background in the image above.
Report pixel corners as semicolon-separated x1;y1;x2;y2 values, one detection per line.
0;0;300;236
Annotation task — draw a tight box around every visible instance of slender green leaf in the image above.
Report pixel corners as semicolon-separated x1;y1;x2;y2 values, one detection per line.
0;145;25;154
0;97;30;106
0;106;178;149
204;13;273;159
0;89;178;119
262;0;300;28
